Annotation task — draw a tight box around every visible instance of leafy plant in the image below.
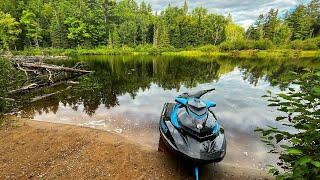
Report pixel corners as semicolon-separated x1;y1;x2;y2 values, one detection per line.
0;58;26;116
0;59;11;115
256;69;320;179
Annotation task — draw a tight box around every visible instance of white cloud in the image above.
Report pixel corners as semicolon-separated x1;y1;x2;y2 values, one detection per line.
136;0;302;29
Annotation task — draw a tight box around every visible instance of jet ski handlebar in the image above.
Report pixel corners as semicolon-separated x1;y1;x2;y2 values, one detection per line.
178;88;215;99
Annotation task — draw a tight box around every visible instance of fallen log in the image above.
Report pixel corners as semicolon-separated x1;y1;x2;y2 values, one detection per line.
17;62;92;74
8;61;92;95
0;97;15;102
9;55;69;62
8;72;83;95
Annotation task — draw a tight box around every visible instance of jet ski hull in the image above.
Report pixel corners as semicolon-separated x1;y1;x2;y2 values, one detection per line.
159;103;226;164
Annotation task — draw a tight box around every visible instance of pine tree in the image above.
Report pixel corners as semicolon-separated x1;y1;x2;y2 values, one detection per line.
286;5;312;40
264;9;280;42
307;0;320;36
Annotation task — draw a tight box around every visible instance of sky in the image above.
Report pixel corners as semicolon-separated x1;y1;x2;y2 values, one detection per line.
136;0;310;29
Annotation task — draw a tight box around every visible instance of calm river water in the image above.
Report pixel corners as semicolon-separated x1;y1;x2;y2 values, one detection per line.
19;55;319;169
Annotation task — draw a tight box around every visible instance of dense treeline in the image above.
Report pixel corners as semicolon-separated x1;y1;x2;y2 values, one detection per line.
246;0;320;46
0;0;319;51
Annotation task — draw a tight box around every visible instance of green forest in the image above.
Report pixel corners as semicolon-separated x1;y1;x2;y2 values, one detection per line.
0;0;319;52
0;1;320;179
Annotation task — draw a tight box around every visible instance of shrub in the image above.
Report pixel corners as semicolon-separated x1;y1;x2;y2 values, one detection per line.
256;70;320;179
147;47;162;55
291;38;319;50
0;58;25;116
253;39;273;50
219;41;235;51
0;59;11;115
196;45;218;53
219;40;254;51
235;40;254;50
134;44;153;52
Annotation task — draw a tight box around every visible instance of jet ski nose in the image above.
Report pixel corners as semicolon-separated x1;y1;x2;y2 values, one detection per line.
188;98;206;109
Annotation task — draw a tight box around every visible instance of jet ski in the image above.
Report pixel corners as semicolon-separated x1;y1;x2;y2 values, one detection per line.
159;88;226;178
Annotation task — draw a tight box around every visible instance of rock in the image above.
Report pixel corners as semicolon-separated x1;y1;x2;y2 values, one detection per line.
114;128;122;134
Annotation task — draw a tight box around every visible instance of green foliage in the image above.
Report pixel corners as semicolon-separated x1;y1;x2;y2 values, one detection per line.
225;17;244;41
0;0;318;51
291;37;320;50
307;0;320;37
273;23;292;44
20;10;42;48
254;39;274;50
219;39;274;51
64;17;91;47
0;58;27;116
0;59;12;115
196;45;218;52
286;5;313;40
219;40;250;51
153;18;170;48
256;70;320;179
246;9;282;42
247;1;319;44
0;11;21;50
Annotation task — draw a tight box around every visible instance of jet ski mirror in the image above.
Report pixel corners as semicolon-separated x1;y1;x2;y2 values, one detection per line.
175;97;188;105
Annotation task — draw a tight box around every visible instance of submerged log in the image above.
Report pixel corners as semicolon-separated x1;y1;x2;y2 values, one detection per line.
9;83;39;94
30;86;72;102
9;74;81;94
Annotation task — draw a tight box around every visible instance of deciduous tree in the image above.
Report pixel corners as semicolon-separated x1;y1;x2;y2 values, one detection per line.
0;11;21;50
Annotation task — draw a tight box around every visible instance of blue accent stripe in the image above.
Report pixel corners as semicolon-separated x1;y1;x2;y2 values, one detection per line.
213;122;220;134
187;107;208;120
175;97;188;105
171;104;180;128
204;100;216;108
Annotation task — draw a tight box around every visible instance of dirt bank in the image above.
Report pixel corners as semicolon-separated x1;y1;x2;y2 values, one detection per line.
0;117;273;179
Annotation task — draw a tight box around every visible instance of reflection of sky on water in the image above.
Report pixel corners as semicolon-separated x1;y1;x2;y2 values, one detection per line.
29;68;286;169
34;69;283;134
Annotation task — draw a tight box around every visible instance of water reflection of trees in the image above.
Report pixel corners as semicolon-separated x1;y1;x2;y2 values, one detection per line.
22;56;320;117
236;58;319;89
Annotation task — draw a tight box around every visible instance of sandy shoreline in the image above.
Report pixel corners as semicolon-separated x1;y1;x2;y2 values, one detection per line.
0;117;273;179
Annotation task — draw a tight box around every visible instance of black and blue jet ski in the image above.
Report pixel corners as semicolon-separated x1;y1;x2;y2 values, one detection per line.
159;88;226;165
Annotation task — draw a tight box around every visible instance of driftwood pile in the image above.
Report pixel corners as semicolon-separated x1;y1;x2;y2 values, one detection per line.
10;58;92;95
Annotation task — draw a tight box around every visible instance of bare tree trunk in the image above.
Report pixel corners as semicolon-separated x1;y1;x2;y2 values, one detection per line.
153;23;158;47
213;26;221;45
17;62;92;74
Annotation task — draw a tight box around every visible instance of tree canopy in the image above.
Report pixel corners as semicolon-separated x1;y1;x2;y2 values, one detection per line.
247;0;320;43
0;0;319;50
